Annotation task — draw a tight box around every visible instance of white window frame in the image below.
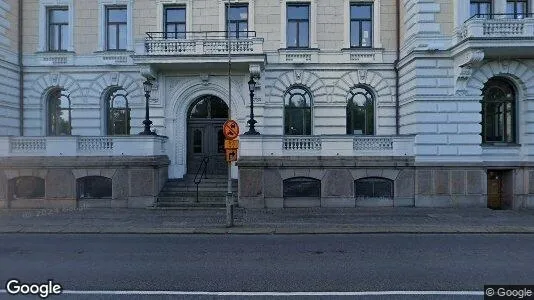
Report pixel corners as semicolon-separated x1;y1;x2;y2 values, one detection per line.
218;0;255;34
280;0;317;49
343;0;381;49
157;0;193;33
38;0;74;52
98;0;133;51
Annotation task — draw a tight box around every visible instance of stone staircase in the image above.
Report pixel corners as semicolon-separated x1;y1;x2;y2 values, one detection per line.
155;175;238;208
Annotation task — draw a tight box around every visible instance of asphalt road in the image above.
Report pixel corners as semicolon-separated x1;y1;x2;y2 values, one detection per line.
0;234;533;299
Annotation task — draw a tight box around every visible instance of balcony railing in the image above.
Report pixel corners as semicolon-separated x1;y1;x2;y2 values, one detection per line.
460;14;534;39
239;135;414;157
144;31;264;56
0;136;168;157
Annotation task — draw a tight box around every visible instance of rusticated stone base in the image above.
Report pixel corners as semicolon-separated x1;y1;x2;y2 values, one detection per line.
0;156;169;209
238;156;416;209
237;156;534;209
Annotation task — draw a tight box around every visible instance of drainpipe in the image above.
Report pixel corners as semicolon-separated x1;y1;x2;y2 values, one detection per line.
394;0;400;136
18;0;24;136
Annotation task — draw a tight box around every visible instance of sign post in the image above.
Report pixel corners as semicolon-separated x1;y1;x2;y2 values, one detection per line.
223;120;239;227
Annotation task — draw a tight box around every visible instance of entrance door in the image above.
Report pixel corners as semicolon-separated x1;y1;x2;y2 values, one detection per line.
487;170;504;209
187;96;228;175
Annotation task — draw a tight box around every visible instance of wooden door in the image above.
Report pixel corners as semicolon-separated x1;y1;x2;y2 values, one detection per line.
487;171;502;209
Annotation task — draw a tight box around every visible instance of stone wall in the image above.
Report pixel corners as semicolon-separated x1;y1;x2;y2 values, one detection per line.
0;0;20;136
238;156;534;209
0;155;169;209
238;156;415;208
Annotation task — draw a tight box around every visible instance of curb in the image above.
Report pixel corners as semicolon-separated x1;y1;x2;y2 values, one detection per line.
2;226;534;234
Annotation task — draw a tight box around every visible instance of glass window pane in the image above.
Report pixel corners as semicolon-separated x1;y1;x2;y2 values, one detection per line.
50;9;68;23
351;5;372;19
228;6;248;20
49;25;59;50
361;21;372;46
351;21;360;47
287;5;309;20
506;3;514;14
58;109;70;135
166;7;185;22
118;24;127;49
480;3;490;15
228;23;237;38
517;2;527;18
190;99;209;118
283;178;320;198
239;22;248;36
193;129;202;153
470;3;478;17
108;8;127;22
299;22;309;47
60;25;69;50
108;25;117;49
287;22;297;47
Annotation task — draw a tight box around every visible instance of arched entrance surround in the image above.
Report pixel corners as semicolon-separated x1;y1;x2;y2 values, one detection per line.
165;79;247;179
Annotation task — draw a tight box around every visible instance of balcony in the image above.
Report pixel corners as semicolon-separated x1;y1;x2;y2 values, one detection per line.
455;14;534;57
132;31;265;70
0;136;168;157
239;135;415;157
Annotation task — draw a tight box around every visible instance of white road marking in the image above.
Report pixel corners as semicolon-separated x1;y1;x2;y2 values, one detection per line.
0;289;484;296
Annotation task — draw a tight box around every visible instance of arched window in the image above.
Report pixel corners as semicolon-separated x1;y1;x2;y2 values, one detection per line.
77;176;112;199
106;88;130;135
10;176;45;199
355;177;393;198
481;78;516;143
47;88;72;136
283;177;321;198
347;85;374;135
188;95;228;119
284;86;312;135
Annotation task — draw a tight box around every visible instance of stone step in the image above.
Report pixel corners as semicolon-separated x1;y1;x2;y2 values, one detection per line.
160;187;237;193
156;201;226;208
162;184;237;190
157;195;227;203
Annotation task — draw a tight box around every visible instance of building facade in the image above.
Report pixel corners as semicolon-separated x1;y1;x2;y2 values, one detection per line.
0;0;533;209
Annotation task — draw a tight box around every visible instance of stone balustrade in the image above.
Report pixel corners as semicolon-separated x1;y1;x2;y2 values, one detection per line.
0;136;168;157
240;135;414;157
144;38;264;56
460;17;534;39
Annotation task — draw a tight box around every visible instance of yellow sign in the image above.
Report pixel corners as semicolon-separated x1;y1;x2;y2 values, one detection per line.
224;139;239;149
225;149;238;162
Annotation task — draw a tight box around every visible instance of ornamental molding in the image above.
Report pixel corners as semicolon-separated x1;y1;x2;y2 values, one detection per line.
461;59;534;97
28;72;84;105
266;70;328;104
332;70;393;104
86;72;144;105
455;49;485;95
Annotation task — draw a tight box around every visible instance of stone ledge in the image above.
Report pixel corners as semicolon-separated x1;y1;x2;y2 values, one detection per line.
237;156;415;168
0;155;170;168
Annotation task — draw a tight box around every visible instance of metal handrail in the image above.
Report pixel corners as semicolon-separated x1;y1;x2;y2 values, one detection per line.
193;155;210;202
466;13;534;22
146;30;257;40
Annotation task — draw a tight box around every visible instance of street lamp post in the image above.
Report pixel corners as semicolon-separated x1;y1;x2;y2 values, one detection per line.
139;79;156;135
244;77;260;135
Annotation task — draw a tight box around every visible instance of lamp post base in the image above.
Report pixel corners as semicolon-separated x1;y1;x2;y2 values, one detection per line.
244;118;260;135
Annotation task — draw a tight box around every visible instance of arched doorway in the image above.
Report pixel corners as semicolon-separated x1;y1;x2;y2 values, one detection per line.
187;95;228;175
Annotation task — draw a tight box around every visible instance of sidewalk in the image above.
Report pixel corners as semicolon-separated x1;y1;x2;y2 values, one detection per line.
1;207;534;234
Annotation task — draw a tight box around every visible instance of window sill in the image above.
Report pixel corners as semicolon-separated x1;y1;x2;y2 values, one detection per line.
482;143;521;147
36;50;76;54
94;50;133;54
279;47;320;51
